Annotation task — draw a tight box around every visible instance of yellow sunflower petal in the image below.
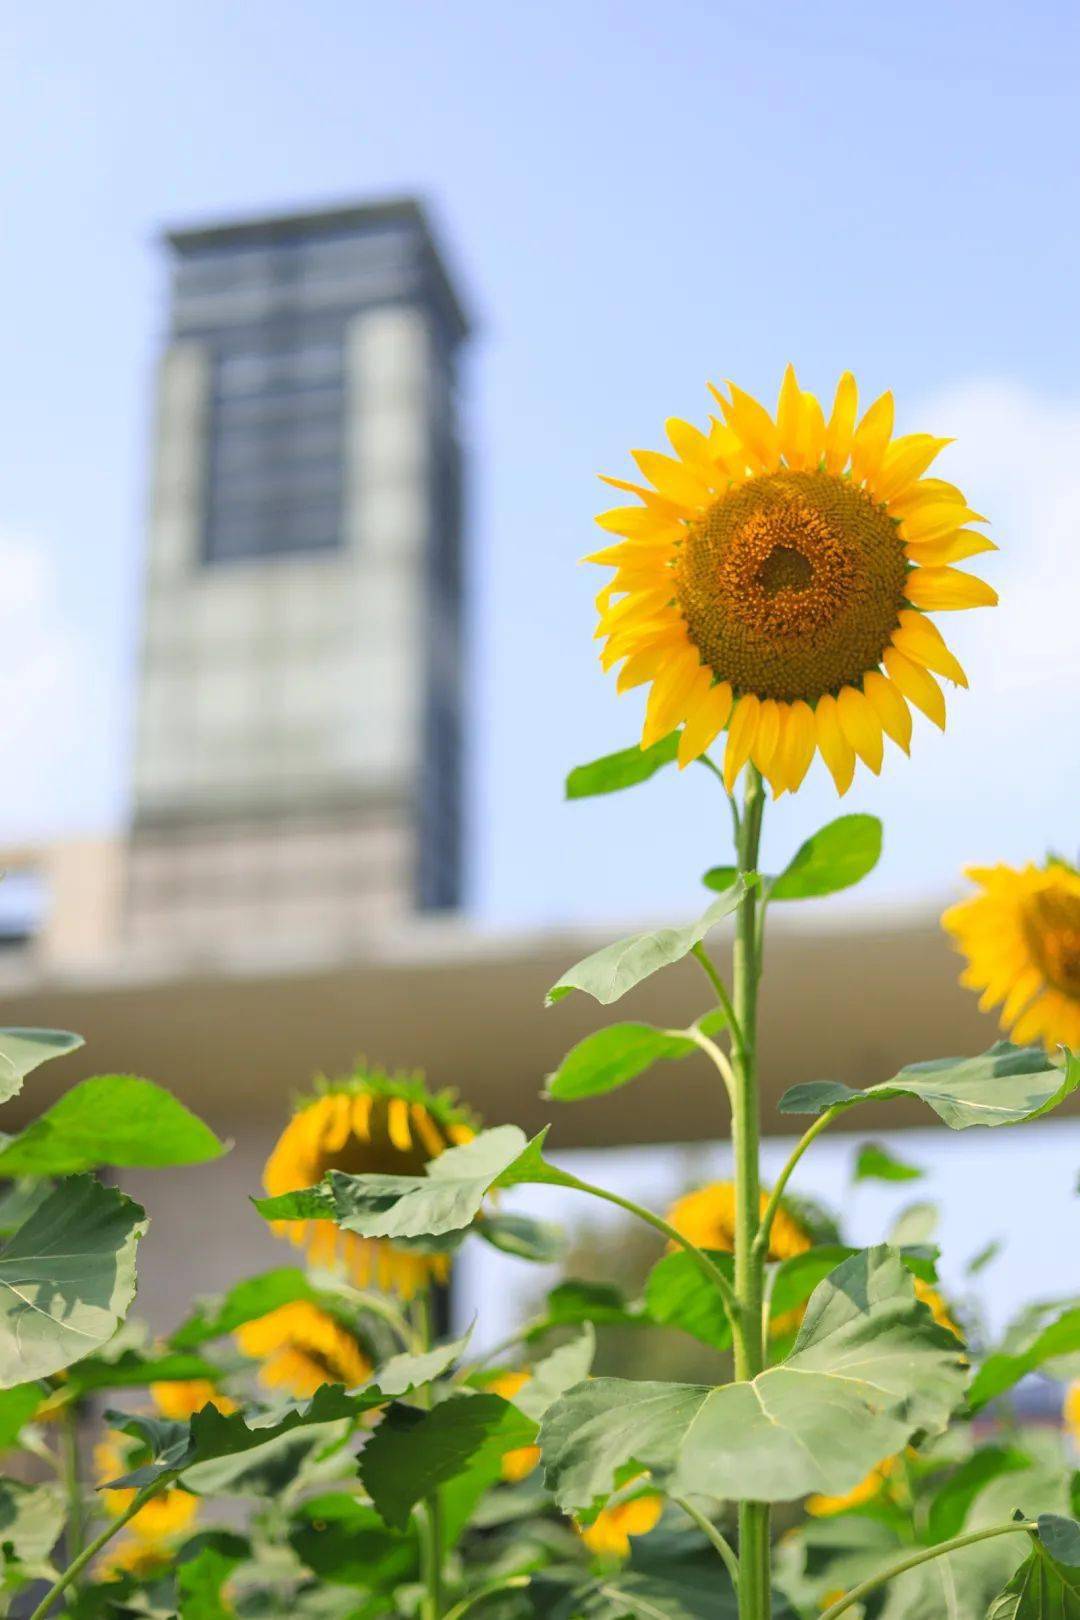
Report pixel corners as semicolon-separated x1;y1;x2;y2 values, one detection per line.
797;389;826;469
632;449;714;507
750;697;782;778
642;648;703;748
900;503;988;544
824;372;858;473
780;700;818;792
837;685;884;774
594;506;682;541
717;381;780;471
871;435;952;504
904;567;998;611
905;528;998;567
776;364;803;466
849;391;894;485
677;679;734;768
863;671;912;754
666;417;718;477
723;693;761;792
892;609;968;686
598;474;691;521
883;647;946;729
815;695;856;795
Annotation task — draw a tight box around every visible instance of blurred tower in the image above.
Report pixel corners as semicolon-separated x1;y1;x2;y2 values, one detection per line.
127;199;469;952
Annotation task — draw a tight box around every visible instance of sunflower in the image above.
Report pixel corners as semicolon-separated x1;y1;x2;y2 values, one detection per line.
95;1432;198;1572
913;1278;962;1340
666;1180;813;1263
943;861;1080;1050
234;1301;373;1398
263;1066;477;1296
590;368;995;793
578;1485;663;1557
806;1454;899;1517
1064;1381;1080;1441
149;1378;236;1420
487;1369;541;1481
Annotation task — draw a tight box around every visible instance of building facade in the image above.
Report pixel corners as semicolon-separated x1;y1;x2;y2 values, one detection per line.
127;199;469;953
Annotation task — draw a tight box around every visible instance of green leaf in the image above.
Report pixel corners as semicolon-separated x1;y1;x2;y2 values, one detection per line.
289;1495;413;1589
0;1075;227;1176
0;1175;145;1386
987;1543;1080;1618
324;1127;530;1240
0;1480;64;1589
644;1249;734;1350
540;1279;643;1332
64;1348;224;1398
547;881;752;1006
887;1202;939;1247
780;1043;1080;1130
108;1332;473;1486
566;734;680;800
0;1383;43;1446
545;1011;726;1102
968;1239;1004;1275
170;1268;334;1349
358;1393;536;1530
508;1329;596;1422
476;1211;566;1263
0;1028;82;1107
178;1544;246;1620
540;1247;967;1509
701;865;739;894
769;815;882;901
1038;1516;1080;1567
969;1307;1080;1411
853;1141;924;1183
926;1447;1032;1543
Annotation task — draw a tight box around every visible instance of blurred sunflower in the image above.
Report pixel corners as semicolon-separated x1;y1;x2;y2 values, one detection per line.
590;368;995;793
579;1486;663;1557
1064;1381;1080;1441
913;1278;962;1339
486;1369;541;1481
234;1300;373;1398
95;1432;198;1574
149;1378;236;1420
263;1066;477;1296
943;860;1080;1050
666;1180;813;1263
806;1454;900;1517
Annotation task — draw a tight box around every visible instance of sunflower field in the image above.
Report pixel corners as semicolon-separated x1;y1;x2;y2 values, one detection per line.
3;369;1080;1620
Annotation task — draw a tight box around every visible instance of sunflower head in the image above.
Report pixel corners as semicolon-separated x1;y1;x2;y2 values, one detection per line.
150;1378;236;1421
578;1484;663;1558
486;1369;542;1481
94;1431;198;1558
666;1179;813;1263
234;1300;374;1399
263;1064;479;1297
591;368;996;794
943;859;1080;1051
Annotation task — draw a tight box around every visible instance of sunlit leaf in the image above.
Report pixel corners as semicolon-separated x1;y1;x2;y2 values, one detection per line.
540;1248;967;1509
547;880;751;1006
566;734;680;800
986;1541;1080;1618
853;1141;924;1183
769;815;882;901
0;1384;43;1447
0;1176;145;1386
289;1495;413;1589
0;1028;82;1107
0;1480;64;1591
545;1010;726;1102
170;1268;336;1349
644;1249;734;1350
780;1044;1080;1130
0;1075;227;1176
927;1447;1032;1543
65;1348;224;1398
887;1202;939;1247
970;1307;1080;1411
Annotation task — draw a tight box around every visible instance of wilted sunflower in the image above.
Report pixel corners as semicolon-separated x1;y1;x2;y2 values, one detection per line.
487;1369;541;1481
95;1432;198;1573
578;1485;663;1557
149;1377;236;1420
943;860;1080;1050
666;1180;813;1262
263;1066;477;1296
235;1301;373;1399
591;368;996;793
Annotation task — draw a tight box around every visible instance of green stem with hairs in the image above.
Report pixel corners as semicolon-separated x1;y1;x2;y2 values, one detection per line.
28;1476;176;1620
817;1521;1036;1619
752;1106;843;1262
441;1576;530;1620
673;1495;741;1592
413;1290;446;1620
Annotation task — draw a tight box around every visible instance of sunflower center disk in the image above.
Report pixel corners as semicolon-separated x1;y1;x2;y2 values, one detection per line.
1023;890;1080;999
674;469;908;703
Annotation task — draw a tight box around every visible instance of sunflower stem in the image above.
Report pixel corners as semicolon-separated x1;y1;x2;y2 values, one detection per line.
752;1106;843;1262
60;1402;85;1578
816;1521;1037;1619
27;1475;176;1620
413;1290;446;1620
728;764;771;1620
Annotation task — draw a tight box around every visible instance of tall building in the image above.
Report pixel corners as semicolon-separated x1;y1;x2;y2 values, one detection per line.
126;199;469;952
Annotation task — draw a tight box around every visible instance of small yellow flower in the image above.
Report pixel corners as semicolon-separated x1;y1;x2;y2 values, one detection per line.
150;1378;236;1420
591;368;995;793
487;1370;541;1481
235;1301;373;1398
943;860;1080;1051
263;1067;477;1297
666;1180;812;1263
579;1489;663;1557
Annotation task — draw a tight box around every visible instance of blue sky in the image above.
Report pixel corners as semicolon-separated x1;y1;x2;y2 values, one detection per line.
1;0;1078;928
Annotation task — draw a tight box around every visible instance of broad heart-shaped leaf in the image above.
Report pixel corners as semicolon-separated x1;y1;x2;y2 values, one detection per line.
0;1074;226;1176
853;1140;924;1183
565;734;680;800
170;1267;336;1349
540;1247;967;1510
64;1348;224;1398
358;1392;536;1530
926;1445;1032;1543
0;1480;65;1590
769;814;882;900
475;1210;566;1263
547;880;751;1007
289;1494;413;1590
987;1545;1080;1618
969;1306;1080;1411
0;1028;82;1107
545;1010;727;1102
0;1175;145;1386
108;1331;474;1487
780;1043;1080;1130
